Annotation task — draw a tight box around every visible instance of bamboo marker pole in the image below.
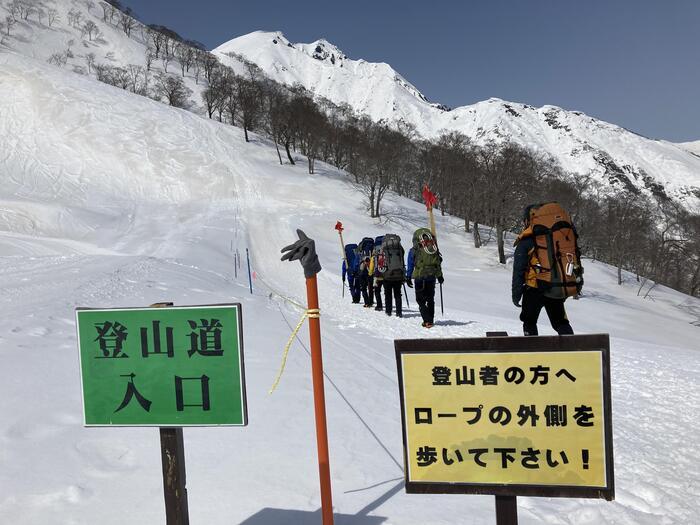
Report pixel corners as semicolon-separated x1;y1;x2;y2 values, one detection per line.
335;221;348;297
428;206;437;237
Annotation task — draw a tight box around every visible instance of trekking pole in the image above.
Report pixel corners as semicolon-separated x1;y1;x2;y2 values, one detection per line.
439;282;444;316
403;282;411;308
246;248;253;294
281;230;334;525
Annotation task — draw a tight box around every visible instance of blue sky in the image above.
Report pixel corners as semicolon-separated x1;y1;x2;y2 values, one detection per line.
126;0;699;141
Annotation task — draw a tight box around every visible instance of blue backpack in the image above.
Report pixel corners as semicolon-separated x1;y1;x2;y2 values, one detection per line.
344;243;359;275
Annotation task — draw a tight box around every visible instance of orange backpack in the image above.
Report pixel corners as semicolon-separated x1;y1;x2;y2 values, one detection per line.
526;203;583;299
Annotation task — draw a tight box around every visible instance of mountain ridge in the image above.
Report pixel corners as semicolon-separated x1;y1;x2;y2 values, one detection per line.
214;31;700;211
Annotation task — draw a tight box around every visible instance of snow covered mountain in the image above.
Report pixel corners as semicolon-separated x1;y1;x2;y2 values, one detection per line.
2;46;700;525
215;31;700;212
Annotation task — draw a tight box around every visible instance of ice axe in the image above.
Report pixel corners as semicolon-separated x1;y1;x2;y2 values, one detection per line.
403;282;411;308
422;184;438;237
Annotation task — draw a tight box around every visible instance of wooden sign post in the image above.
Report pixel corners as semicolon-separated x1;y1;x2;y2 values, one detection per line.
76;302;248;524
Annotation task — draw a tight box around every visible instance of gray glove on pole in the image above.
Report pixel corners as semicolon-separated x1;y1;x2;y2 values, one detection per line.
281;229;322;278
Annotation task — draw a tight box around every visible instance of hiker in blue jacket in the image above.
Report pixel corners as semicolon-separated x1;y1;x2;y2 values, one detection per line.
342;243;361;303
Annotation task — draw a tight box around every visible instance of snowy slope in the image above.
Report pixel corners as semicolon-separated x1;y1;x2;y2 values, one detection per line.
1;50;700;524
0;0;247;112
215;31;700;212
676;140;700;156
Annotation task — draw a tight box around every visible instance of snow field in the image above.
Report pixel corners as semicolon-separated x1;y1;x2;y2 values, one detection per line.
0;50;699;524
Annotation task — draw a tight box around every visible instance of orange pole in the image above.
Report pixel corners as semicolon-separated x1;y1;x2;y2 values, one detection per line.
305;275;334;525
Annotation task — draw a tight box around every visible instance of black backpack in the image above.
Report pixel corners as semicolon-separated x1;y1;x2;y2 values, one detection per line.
358;237;375;259
381;234;405;281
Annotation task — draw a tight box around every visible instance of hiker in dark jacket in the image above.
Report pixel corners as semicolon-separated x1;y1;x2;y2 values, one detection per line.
358;256;373;307
512;206;574;336
371;236;385;310
384;279;403;317
406;232;443;328
380;235;406;317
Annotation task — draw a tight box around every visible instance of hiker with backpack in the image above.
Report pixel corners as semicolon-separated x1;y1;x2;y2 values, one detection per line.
369;236;385;311
357;237;376;307
358;254;374;307
512;203;584;336
342;243;361;303
406;228;443;328
379;234;406;317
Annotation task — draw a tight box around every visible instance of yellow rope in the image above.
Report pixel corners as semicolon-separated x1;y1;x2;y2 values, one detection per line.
256;273;306;311
268;308;320;394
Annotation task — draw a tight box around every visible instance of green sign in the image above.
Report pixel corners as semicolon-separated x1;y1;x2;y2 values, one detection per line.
76;304;247;427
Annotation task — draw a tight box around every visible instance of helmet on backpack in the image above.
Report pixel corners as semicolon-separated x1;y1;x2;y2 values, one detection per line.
372;236;385;277
411;228;442;279
412;228;438;255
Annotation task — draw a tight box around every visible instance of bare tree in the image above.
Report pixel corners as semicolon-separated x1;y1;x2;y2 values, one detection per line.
200;52;219;83
126;64;145;94
234;71;263;142
108;3;119;24
7;1;21;21
175;43;195;77
2;1;31;24
67;9;83;28
147;27;166;58
100;2;110;22
94;64;130;89
266;85;297;164
192;51;203;84
23;2;33;21
85;0;96;14
5;15;16;35
85;52;96;73
82;20;99;41
47;8;59;27
153;73;192;108
145;49;154;71
161;48;172;73
201;85;222;119
47;51;69;67
291;94;326;174
119;8;135;37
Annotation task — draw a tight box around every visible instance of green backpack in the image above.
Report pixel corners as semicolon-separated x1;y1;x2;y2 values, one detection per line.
412;228;442;279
